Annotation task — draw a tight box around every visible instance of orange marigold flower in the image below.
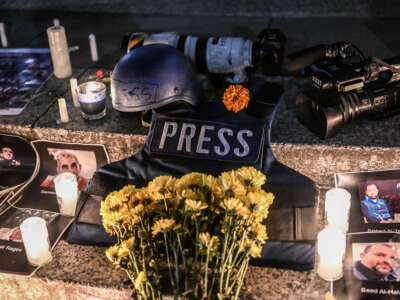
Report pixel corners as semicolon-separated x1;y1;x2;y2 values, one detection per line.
222;84;250;113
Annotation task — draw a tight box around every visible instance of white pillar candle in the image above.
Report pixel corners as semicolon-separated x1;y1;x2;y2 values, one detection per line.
0;23;8;48
47;25;72;78
53;18;60;26
58;97;69;123
69;78;80;107
54;172;79;216
325;188;351;233
317;227;346;281
89;33;99;62
20;217;52;266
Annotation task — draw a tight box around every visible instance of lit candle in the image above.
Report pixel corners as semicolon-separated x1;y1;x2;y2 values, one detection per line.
53;172;79;216
76;81;107;120
325;188;351;233
317;227;346;281
89;33;99;62
0;22;8;48
53;18;60;26
20;217;52;266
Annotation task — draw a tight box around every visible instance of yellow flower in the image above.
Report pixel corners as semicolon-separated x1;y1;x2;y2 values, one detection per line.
236;206;251;219
103;191;121;211
249;243;262;258
218;171;246;198
178;173;207;189
175;173;209;203
134;271;146;290
152;218;177;236
221;198;243;214
134;189;158;212
185;199;208;212
199;232;220;255
199;232;211;245
235;167;266;187
120;185;136;199
105;245;119;263
250;223;268;243
245;191;274;221
121;237;135;250
148;176;176;192
132;203;144;215
118;244;130;259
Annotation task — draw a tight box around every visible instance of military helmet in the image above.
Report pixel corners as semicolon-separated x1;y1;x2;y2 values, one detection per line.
111;44;200;112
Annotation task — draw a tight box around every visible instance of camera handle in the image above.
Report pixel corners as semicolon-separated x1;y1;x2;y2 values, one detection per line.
287;42;363;71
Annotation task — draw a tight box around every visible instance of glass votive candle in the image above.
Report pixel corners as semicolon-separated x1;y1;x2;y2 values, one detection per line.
317;227;346;281
53;172;80;216
76;81;106;120
20;217;52;266
325;188;351;233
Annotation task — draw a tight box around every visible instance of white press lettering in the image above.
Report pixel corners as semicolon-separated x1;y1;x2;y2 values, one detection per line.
196;125;214;154
234;130;252;157
177;123;196;152
215;128;233;156
159;122;178;149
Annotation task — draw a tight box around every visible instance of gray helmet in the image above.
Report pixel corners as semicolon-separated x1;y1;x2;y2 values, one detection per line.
111;44;200;112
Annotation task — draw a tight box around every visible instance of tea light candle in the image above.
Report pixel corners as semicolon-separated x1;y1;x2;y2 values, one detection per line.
0;22;8;48
53;172;79;216
325;188;351;233
89;33;99;62
317;227;346;281
20;217;52;266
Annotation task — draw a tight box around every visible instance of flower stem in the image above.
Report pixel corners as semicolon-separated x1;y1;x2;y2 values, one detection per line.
163;233;175;290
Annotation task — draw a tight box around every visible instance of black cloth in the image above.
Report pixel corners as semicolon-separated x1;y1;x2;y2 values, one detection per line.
67;80;320;270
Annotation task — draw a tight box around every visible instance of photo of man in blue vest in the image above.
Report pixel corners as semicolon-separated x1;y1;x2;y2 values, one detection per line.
361;183;393;223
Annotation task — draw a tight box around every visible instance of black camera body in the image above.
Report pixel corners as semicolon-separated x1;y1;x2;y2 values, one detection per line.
296;80;400;139
289;42;400;138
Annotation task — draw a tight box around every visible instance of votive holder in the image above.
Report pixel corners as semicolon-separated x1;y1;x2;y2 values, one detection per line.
76;81;106;120
20;217;52;266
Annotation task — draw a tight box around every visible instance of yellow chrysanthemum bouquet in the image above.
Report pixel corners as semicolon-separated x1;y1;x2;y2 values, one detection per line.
101;166;273;299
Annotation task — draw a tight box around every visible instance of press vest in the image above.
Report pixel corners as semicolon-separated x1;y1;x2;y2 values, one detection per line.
69;81;320;271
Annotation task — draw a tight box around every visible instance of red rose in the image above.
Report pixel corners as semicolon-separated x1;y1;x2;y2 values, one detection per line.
95;70;104;78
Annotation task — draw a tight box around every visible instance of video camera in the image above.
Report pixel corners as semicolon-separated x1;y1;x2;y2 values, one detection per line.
121;29;286;83
288;42;400;139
